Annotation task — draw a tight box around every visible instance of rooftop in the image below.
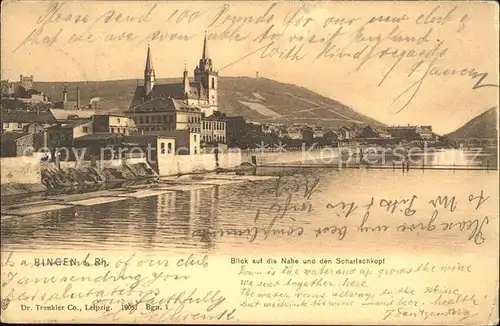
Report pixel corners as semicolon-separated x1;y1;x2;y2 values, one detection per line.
128;97;202;113
74;133;123;141
46;119;91;130
0;110;56;124
0;132;32;143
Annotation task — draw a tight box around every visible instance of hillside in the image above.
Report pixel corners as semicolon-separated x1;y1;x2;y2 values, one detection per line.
13;77;384;128
446;107;498;139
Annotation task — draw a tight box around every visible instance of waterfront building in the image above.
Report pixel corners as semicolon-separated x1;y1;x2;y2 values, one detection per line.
359;125;392;139
133;130;200;155
0;132;34;157
46;119;92;148
128;97;202;134
73;133;124;159
92;114;137;135
201;114;226;144
385;125;434;141
338;126;352;141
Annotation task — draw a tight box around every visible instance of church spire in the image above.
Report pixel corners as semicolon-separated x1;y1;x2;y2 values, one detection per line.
144;44;155;97
202;31;209;60
145;43;154;74
199;31;212;71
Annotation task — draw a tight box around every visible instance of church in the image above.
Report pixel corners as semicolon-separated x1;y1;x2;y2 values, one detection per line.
128;33;226;145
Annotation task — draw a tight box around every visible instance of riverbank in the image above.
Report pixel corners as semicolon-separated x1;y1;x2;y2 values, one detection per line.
0;162;158;197
1;172;277;218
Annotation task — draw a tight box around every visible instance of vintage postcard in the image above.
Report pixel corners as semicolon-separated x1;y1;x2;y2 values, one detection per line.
0;0;498;324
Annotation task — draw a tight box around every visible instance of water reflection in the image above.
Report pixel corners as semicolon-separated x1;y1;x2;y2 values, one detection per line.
1;150;498;255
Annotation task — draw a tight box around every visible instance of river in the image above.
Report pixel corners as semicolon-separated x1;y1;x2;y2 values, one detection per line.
1;149;498;255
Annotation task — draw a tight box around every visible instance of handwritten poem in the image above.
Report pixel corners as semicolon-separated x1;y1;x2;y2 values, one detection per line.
4;1;498;113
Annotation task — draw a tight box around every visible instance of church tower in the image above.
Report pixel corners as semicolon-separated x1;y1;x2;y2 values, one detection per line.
194;32;218;106
144;44;155;98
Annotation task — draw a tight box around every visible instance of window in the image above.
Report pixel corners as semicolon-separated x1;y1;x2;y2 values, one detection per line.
163;115;167;123
139;116;144;124
111;128;115;133
82;127;89;133
211;77;215;89
145;116;150;124
194;146;197;154
168;143;172;154
117;118;121;123
194;135;197;141
18;123;22;128
161;142;165;154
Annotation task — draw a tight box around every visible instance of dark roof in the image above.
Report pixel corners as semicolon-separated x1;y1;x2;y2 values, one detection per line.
46;119;91;130
203;114;227;121
49;108;96;120
128;98;201;113
0;132;32;143
74;133;122;141
130;81;208;107
0;111;56;124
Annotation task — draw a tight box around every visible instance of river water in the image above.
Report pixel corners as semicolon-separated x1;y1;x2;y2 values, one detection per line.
1;149;498;255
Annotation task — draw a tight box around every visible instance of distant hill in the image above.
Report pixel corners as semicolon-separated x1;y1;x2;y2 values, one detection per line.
16;77;383;128
445;107;498;139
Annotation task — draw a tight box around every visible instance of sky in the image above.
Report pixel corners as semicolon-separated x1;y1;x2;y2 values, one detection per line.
1;0;499;134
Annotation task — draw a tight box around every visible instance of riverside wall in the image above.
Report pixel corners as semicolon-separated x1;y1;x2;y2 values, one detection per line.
241;147;340;165
1;151;243;195
0;155;157;196
156;151;242;176
0;153;44;185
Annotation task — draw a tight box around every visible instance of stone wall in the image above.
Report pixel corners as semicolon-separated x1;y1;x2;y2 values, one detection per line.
157;151;242;176
241;148;340;165
0;153;44;185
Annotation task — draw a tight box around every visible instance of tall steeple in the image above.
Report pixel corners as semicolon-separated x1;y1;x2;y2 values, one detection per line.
194;31;219;107
202;31;209;60
198;31;213;72
183;63;191;99
144;44;155;97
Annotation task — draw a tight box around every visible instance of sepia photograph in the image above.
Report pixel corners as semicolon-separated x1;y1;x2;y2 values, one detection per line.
0;0;498;324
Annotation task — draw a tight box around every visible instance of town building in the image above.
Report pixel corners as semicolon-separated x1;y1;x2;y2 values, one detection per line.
127;97;202;133
385;125;434;141
0;132;35;157
73;133;124;160
201;114;226;144
92;114;137;135
312;126;324;138
359;125;392;139
286;127;302;140
46;119;92;148
338;126;352;141
133;130;200;155
49;108;96;122
1;111;56;133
